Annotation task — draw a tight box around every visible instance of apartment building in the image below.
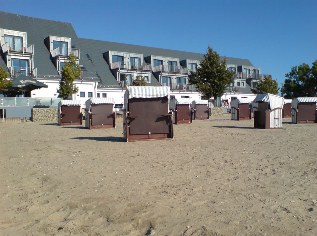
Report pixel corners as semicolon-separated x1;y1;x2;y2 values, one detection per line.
0;11;263;105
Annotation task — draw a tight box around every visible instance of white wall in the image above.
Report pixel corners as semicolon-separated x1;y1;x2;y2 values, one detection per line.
221;93;256;105
96;88;125;105
31;79;98;108
170;91;201;102
73;81;98;107
31;80;60;98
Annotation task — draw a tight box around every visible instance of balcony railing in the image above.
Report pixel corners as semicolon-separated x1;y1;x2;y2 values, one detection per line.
153;65;182;74
129;63;142;71
110;61;152;71
168;65;180;74
141;63;152;71
171;83;196;92
51;47;80;59
9;66;37;77
1;42;34;55
236;72;263;80
153;65;163;72
188;68;197;74
160;83;196;92
110;61;125;70
70;48;80;58
180;67;188;74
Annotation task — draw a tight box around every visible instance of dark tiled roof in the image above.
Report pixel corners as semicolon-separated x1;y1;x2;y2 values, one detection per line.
0;11;255;89
0;55;7;69
0;11;77;77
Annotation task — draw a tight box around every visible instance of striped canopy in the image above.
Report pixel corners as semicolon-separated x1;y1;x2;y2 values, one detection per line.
292;97;317;109
86;98;115;105
126;86;170;99
59;100;82;106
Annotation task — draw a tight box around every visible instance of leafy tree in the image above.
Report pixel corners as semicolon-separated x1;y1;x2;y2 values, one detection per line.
189;47;234;103
0;66;11;90
132;75;147;86
281;61;317;98
57;54;81;99
253;75;279;94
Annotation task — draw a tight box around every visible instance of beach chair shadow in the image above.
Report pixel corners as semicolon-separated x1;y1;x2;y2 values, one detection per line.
212;125;254;130
72;136;125;142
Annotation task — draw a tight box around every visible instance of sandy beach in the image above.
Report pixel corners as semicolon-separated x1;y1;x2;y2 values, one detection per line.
1;116;317;235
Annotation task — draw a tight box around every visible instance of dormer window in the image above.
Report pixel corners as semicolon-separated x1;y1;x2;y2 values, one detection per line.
161;76;171;86
4;34;23;52
168;61;178;72
130;57;141;70
177;77;187;85
59;61;66;72
154;59;163;67
228;66;236;73
11;58;30;76
53;40;68;56
188;63;197;72
112;55;124;69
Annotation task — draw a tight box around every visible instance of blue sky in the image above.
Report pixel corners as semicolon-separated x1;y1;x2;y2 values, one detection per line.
1;0;316;87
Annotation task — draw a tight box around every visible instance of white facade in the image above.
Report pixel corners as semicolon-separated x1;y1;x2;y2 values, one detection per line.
96;88;125;107
170;91;201;102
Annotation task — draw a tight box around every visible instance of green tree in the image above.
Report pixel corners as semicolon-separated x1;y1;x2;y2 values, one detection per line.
254;75;279;94
0;66;11;90
132;75;147;86
57;54;81;99
189;47;234;103
281;61;317;98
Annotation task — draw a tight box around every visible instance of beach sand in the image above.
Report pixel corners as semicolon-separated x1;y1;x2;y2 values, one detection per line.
1;115;317;235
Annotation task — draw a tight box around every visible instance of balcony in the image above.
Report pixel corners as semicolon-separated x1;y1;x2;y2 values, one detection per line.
180;67;188;74
236;72;263;80
1;42;34;55
110;61;124;70
168;65;180;74
153;65;163;72
188;68;197;74
9;66;37;78
110;61;152;71
153;65;182;74
129;63;142;71
141;63;152;71
51;47;80;59
170;83;196;92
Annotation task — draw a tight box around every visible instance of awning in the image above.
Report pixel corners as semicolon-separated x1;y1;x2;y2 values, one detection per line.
11;74;48;90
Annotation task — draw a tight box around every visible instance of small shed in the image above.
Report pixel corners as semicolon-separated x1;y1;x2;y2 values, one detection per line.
123;86;173;142
173;98;192;124
191;100;209;120
230;97;252;120
291;97;317;124
252;94;284;129
85;98;115;129
282;99;292;118
58;100;82;126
